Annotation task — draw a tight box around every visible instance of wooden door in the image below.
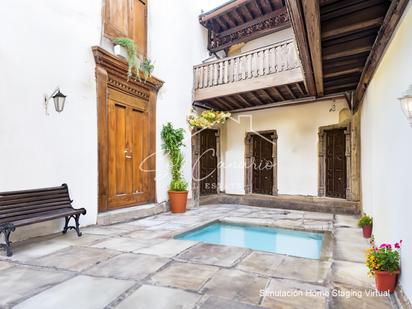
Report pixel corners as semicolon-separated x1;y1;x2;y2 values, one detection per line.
200;129;218;195
252;134;273;195
108;91;150;209
325;129;347;198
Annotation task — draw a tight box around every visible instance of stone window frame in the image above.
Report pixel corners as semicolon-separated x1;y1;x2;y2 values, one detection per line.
244;130;278;196
191;128;221;203
318;121;352;200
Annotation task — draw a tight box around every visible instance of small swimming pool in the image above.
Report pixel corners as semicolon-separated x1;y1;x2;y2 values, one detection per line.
175;222;324;259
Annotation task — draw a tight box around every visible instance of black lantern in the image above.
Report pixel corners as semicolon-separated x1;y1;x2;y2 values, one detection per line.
52;90;67;113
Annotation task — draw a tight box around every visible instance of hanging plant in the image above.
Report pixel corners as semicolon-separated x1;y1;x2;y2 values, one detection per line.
187;109;231;129
112;37;154;82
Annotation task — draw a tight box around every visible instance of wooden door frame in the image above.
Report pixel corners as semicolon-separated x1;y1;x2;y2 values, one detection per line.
245;130;278;196
191;128;221;200
318;122;351;200
93;46;163;212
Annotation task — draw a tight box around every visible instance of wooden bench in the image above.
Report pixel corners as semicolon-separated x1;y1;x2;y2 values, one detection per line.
0;184;86;257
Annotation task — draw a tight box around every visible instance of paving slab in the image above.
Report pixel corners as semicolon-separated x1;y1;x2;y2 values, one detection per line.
115;284;200;309
0;260;14;271
201;269;268;305
150;262;218;291
0;266;72;307
133;239;197;257
124;229;172;240
335;214;359;228
238;251;331;285
331;260;374;288
198;296;262;309
29;246;119;272
92;237;159;252
176;243;248;267
261;278;328;309
85;253;169;280
237;251;284;276
330;284;392;309
4;234;102;262
14;275;134;309
82;225;132;236
334;228;369;263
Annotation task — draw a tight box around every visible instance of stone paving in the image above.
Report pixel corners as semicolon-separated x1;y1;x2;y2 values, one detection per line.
0;204;393;309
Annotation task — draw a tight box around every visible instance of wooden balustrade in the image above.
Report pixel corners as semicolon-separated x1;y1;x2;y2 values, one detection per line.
193;39;301;94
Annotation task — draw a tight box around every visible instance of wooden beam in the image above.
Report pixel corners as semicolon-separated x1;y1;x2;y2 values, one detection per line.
252;0;264;16
248;91;265;105
231;9;245;24
261;88;277;101
321;0;387;22
224;96;244;109
200;0;251;23
240;5;254;21
354;0;409;110
235;94;254;107
286;0;317;96
272;87;286;100
284;84;297;99
302;0;324;96
215;16;228;30
214;97;235;110
324;67;364;79
323;36;375;60
322;17;384;40
295;82;306;96
260;0;274;14
222;14;237;28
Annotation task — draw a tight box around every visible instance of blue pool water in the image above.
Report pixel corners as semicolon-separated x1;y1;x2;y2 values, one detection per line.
176;223;324;259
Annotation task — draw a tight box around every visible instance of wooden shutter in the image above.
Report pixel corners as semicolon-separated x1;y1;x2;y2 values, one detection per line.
130;0;147;56
104;0;147;56
104;0;130;38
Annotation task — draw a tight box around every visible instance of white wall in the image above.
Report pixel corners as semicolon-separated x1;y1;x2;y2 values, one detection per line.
240;27;294;54
148;0;225;202
360;3;412;300
222;99;347;195
0;0;102;233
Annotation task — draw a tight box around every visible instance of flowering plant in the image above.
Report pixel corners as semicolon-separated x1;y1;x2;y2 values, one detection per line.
187;109;231;129
366;237;402;275
358;214;373;227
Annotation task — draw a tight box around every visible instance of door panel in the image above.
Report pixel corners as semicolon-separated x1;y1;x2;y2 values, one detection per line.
325;129;347;198
200;129;218;195
104;0;130;38
108;92;151;209
130;0;147;55
252;134;273;195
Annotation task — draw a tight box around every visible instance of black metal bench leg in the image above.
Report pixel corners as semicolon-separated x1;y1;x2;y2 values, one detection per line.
62;215;82;237
0;223;16;257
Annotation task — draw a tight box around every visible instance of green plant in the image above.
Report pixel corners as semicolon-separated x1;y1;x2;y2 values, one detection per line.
358;214;373;227
187;109;231;129
141;58;154;82
112;37;140;80
366;239;402;275
161;122;188;192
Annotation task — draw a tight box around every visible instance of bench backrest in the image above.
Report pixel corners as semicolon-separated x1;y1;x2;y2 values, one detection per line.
0;184;72;224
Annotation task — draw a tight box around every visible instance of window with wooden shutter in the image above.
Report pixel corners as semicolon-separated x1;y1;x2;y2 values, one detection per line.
104;0;147;56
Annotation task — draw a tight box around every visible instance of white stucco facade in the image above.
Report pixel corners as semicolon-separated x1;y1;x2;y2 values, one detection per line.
360;3;412;300
221;99;347;195
0;0;102;230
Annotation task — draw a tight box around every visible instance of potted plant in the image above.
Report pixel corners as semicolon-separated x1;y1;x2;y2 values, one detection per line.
161;122;188;213
112;37;154;82
187;109;231;129
366;239;402;293
358;214;373;238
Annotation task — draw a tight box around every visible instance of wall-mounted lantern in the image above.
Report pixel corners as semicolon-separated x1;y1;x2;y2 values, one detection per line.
399;85;412;127
44;88;67;114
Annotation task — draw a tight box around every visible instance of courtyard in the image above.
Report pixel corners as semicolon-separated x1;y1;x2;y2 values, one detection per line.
0;204;392;309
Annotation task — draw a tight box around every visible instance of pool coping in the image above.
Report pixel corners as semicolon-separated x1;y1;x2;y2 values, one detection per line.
171;218;333;261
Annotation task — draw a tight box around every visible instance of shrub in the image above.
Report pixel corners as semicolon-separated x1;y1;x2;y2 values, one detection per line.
358;214;373;227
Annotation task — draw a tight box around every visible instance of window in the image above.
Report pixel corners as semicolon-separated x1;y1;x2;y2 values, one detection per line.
104;0;147;56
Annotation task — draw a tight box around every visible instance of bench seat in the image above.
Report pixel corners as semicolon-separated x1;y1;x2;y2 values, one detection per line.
0;184;86;256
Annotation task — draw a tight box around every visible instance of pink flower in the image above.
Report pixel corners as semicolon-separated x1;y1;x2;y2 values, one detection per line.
395;243;400;249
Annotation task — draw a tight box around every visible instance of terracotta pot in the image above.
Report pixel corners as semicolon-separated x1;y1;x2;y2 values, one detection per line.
362;224;373;238
168;191;188;213
375;270;400;293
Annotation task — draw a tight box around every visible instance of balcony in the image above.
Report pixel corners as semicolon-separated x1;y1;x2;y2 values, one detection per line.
193;39;309;111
